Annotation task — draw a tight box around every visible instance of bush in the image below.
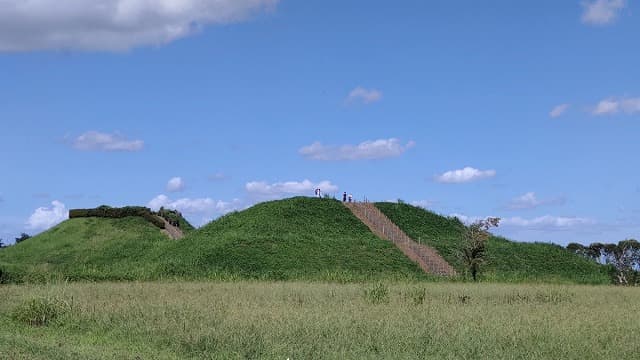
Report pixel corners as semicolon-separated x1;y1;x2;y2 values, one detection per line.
11;297;69;326
405;287;426;305
364;282;390;304
69;206;165;229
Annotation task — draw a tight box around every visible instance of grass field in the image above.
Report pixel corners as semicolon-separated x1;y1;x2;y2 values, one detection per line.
1;281;638;359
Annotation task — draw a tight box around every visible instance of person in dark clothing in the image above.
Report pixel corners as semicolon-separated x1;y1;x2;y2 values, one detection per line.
342;192;347;202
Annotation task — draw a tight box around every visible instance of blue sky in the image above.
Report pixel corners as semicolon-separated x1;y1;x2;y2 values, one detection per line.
1;0;638;246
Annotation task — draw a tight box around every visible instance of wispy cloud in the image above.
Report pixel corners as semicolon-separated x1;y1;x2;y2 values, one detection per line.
166;177;185;193
550;104;570;118
208;172;228;182
345;86;383;105
26;200;68;231
581;0;626;26
72;131;143;152
506;192;566;210
451;213;594;231
0;0;279;52
591;97;640;115
434;167;496;184
300;138;415;161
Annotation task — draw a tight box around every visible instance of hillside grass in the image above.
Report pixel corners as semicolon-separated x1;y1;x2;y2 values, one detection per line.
0;217;170;283
0;198;428;283
156;197;427;281
1;281;638;359
375;202;612;284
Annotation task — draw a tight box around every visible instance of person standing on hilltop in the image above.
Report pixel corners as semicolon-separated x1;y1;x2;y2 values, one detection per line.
342;192;347;202
348;194;353;203
315;188;321;198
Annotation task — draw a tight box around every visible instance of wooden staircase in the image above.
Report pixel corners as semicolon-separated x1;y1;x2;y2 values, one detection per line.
344;202;456;276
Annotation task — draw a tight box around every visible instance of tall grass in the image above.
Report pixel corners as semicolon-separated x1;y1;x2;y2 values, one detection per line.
1;281;638;359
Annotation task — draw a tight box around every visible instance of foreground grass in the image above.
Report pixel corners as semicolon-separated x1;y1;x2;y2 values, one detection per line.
1;282;638;359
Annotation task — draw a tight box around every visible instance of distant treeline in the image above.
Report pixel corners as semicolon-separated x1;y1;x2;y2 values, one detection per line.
69;206;166;229
567;240;640;285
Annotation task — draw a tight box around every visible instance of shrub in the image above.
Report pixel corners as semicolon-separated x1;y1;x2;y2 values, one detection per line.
11;297;69;326
405;287;426;305
69;206;165;229
364;282;390;304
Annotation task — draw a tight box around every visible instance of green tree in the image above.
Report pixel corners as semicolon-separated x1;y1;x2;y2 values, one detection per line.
460;217;500;281
0;238;5;249
603;239;640;285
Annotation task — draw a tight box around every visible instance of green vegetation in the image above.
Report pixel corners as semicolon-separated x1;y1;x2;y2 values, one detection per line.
568;240;640;285
0;197;614;284
375;202;611;284
0;198;426;283
69;205;167;229
1;281;638;359
0;216;170;283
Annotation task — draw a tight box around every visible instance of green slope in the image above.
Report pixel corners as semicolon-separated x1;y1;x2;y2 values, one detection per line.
375;202;611;284
0;216;170;283
156;197;426;281
0;198;426;283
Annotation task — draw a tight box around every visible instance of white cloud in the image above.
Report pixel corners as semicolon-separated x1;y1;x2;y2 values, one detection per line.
450;212;594;230
550;104;570;118
72;131;143;152
435;167;496;184
591;97;640;115
148;194;241;216
246;179;338;198
507;192;566;210
346;87;383;104
166;177;185;192
0;0;279;52
26;200;68;231
300;138;415;161
581;0;626;25
501;216;595;229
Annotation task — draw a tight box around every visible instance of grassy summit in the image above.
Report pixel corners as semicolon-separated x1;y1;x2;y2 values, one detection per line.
375;202;611;284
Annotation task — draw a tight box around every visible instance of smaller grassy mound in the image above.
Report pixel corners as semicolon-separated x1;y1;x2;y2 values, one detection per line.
375;202;611;284
0;217;170;283
156;197;428;281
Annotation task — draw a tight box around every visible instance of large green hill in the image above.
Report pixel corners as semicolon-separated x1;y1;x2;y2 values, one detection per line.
0;197;611;284
0;198;426;283
375;202;611;284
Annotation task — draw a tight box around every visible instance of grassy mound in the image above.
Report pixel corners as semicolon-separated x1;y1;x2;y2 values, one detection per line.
156;197;426;281
375;202;611;284
0;198;426;283
0;217;170;283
